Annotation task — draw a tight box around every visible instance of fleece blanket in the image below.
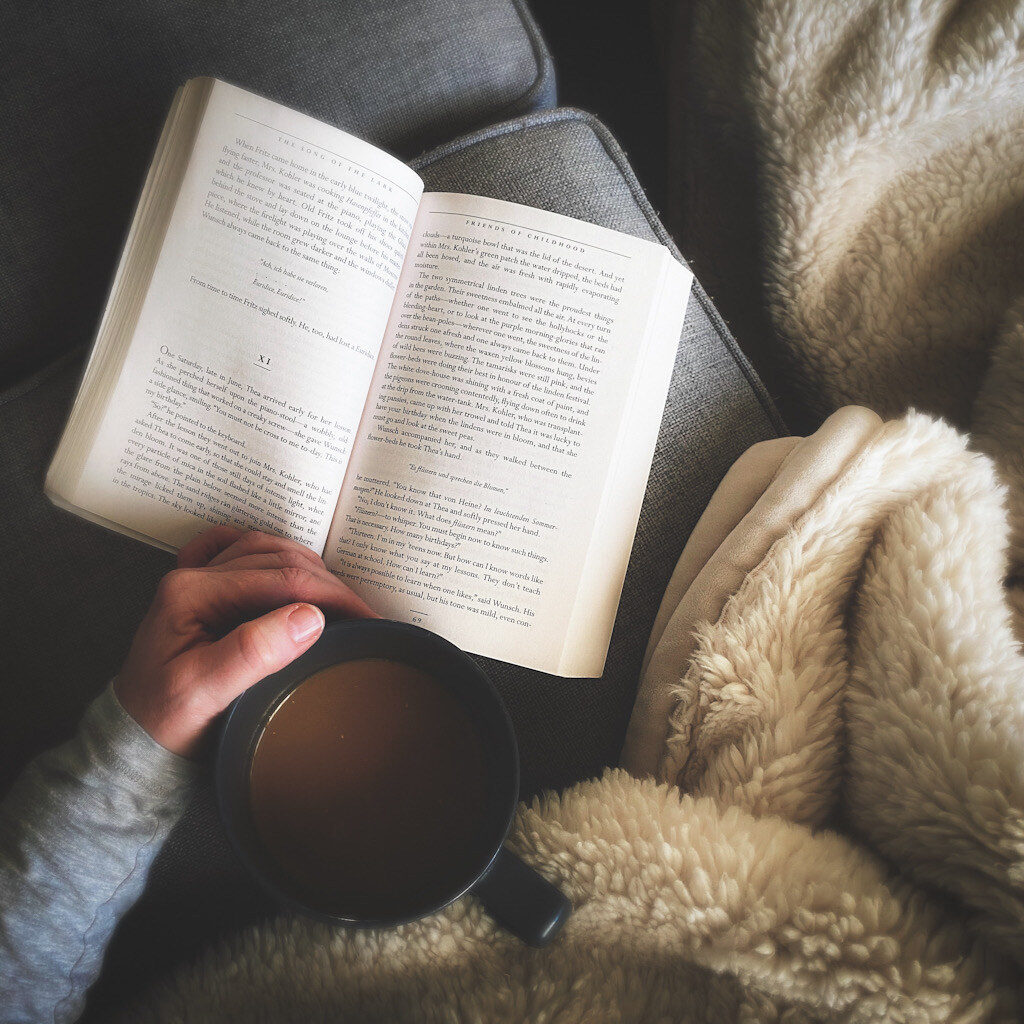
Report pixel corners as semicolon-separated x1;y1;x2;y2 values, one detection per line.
124;2;1024;1020
667;0;1024;432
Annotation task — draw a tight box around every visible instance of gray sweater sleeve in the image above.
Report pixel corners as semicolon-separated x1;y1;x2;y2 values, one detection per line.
0;684;199;1024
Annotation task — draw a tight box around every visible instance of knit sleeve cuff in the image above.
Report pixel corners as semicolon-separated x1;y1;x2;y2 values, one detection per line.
80;683;202;801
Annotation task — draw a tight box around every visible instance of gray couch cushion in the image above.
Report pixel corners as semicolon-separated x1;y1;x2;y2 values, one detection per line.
0;108;782;1016
0;0;554;386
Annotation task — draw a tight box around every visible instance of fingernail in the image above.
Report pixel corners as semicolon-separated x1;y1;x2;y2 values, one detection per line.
288;604;324;643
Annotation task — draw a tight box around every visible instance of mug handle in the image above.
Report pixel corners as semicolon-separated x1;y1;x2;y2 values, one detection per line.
471;846;571;946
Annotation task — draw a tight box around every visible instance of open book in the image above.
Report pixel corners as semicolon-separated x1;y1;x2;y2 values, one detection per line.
46;78;692;677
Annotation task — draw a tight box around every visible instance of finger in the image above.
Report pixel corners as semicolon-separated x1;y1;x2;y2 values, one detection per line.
177;526;246;568
187;603;326;706
206;530;324;570
169;564;380;625
203;554;366;611
204;550;333;576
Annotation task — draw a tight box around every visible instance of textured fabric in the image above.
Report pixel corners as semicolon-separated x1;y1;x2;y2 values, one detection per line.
0;0;554;386
0;108;781;1016
0;685;197;1024
119;409;1024;1022
622;406;881;776
0;359;177;791
664;0;1024;431
640;437;797;672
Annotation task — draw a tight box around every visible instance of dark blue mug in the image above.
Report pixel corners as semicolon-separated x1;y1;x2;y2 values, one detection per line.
215;618;571;946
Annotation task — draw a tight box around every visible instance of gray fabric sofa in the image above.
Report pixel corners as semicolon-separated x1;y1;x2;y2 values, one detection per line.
0;0;782;1017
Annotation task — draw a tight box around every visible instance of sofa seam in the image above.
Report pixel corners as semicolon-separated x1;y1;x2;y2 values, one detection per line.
413;107;786;436
0;346;85;408
497;0;557;118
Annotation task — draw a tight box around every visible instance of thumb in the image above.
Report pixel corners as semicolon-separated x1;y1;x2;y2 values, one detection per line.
192;602;325;707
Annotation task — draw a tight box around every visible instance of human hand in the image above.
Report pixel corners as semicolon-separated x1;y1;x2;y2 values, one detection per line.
114;527;377;757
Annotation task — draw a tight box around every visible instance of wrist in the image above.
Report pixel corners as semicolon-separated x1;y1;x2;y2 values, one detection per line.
95;683;202;796
112;674;212;761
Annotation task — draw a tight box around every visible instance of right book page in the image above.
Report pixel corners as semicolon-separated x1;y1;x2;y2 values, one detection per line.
323;192;691;676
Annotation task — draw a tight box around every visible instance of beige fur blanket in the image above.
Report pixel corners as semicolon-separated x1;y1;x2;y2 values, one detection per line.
669;0;1024;434
124;2;1024;1019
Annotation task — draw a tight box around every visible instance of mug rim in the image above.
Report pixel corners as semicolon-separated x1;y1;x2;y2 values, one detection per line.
214;618;520;928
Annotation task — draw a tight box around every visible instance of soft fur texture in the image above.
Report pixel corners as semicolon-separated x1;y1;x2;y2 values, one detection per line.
673;0;1024;430
123;2;1024;1020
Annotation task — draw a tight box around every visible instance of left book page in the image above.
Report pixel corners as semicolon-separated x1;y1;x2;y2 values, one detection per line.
46;78;423;553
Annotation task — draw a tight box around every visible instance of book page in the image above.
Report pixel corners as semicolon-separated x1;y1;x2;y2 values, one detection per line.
324;193;690;675
67;80;423;551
